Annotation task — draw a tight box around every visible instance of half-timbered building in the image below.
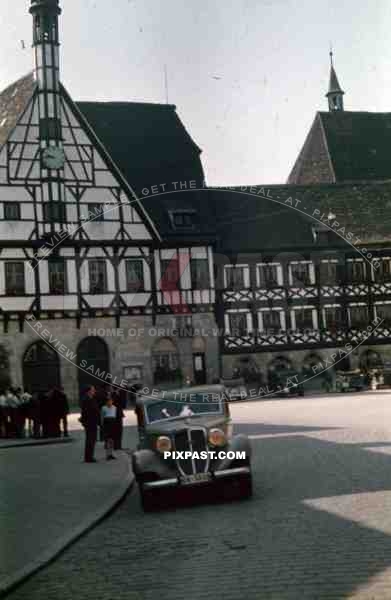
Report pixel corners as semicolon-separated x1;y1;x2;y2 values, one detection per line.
211;57;391;390
0;0;218;398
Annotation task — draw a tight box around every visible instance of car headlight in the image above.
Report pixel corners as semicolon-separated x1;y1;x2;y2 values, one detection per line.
155;436;172;453
208;428;226;447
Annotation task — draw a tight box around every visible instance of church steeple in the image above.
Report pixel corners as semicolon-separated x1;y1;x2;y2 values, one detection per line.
326;51;344;111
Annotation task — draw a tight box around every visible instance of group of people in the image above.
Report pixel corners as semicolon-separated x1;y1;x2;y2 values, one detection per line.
80;384;128;463
0;387;32;438
0;385;70;439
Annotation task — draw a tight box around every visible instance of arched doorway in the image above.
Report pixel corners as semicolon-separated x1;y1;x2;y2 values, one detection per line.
152;338;181;386
77;337;110;395
360;349;383;371
23;342;60;393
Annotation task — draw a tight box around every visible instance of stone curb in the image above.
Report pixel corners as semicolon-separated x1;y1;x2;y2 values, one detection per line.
0;437;74;449
0;451;135;598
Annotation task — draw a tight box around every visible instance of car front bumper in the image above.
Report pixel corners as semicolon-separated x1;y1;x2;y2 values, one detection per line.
142;466;251;490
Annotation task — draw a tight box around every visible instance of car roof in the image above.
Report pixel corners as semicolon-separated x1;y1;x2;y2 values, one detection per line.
136;385;227;406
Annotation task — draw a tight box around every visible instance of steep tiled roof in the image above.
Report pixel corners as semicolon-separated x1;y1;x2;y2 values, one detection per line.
320;111;391;182
76;100;210;241
0;73;36;148
288;111;391;184
211;182;391;252
0;74;209;241
76;100;204;196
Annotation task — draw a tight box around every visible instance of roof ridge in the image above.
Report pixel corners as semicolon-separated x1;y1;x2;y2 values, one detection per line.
76;100;177;109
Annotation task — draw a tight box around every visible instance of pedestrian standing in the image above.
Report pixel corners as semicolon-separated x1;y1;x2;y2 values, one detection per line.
6;388;18;438
31;391;42;438
0;391;6;438
80;385;99;463
101;395;117;460
58;386;70;437
112;388;125;450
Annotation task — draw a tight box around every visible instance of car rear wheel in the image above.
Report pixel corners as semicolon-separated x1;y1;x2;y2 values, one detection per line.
139;483;158;512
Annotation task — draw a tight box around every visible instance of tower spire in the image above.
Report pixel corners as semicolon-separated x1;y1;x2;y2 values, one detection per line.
326;51;345;111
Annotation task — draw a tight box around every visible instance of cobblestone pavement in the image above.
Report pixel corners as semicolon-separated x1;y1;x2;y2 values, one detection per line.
1;425;137;594
7;392;391;599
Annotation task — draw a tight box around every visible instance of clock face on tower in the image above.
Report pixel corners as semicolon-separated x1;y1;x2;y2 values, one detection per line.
41;146;65;170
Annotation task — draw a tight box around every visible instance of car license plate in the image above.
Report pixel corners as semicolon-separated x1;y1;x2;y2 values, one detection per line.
180;473;211;485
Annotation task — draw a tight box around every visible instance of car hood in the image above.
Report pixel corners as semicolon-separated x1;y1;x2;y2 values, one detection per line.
146;415;227;435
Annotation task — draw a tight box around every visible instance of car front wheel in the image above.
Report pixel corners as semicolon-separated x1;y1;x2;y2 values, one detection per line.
239;472;253;499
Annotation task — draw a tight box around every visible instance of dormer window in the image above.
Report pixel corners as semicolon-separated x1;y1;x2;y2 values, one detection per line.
169;210;196;230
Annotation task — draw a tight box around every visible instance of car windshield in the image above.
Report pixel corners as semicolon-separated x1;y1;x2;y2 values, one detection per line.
145;393;224;424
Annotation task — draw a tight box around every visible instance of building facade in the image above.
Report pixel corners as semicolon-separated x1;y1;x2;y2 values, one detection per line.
0;0;219;400
1;5;391;399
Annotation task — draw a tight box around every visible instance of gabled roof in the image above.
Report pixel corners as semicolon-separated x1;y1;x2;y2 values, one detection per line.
76;100;204;196
210;182;391;253
0;74;209;242
76;100;209;241
288;111;391;184
0;73;36;148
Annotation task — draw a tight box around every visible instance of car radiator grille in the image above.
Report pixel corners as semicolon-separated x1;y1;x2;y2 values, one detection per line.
174;429;208;476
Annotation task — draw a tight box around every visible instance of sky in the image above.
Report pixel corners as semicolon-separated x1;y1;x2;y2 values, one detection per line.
1;0;391;186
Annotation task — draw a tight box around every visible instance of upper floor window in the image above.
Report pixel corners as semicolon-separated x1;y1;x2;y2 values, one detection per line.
374;258;391;282
224;265;248;289
289;261;313;286
86;203;104;222
349;305;368;328
228;312;249;336
293;307;314;330
260;310;283;333
346;260;366;283
39;117;61;140
89;260;107;294
375;303;391;326
190;258;210;289
319;261;339;285
323;305;344;329
257;263;280;287
169;210;197;230
126;259;144;292
160;258;180;291
5;262;25;296
48;259;66;295
4;202;20;221
43;201;66;223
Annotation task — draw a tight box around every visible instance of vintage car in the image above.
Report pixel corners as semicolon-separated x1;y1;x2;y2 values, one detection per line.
132;385;252;511
336;370;369;392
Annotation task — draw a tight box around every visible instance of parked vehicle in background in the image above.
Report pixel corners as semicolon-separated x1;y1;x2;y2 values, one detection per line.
336;370;369;392
132;385;252;511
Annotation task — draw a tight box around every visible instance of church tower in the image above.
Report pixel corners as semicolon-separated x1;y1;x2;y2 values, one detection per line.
326;51;344;111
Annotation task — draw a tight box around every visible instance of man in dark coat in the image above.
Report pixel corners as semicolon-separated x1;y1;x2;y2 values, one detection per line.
80;385;99;463
111;387;125;450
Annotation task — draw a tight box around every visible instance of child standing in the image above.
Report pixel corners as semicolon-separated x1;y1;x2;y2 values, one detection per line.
101;395;117;460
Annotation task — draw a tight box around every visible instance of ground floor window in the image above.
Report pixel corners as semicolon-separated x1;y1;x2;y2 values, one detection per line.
152;338;181;384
